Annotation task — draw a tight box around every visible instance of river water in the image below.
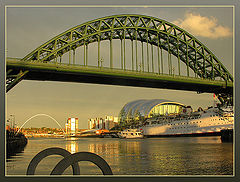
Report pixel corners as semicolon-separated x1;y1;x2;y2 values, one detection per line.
6;136;233;176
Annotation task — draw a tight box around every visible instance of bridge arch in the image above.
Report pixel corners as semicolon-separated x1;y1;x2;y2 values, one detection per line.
21;14;233;83
5;14;232;104
17;114;65;134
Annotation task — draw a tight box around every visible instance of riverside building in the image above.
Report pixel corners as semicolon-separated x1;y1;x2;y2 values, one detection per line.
88;116;118;130
65;118;79;136
119;99;187;127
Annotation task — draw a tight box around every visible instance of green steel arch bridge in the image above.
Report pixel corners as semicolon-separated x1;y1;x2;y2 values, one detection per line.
6;14;233;105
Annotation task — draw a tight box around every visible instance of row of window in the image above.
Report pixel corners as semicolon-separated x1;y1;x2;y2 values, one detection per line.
151;121;203;126
122;132;141;136
210;118;228;121
170;121;227;126
147;121;230;127
169;126;225;130
210;114;220;117
169;125;198;130
149;116;201;123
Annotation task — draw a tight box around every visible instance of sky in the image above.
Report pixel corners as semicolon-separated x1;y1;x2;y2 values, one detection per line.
6;6;234;129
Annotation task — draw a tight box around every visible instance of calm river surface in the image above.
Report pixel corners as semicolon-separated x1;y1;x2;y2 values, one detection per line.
6;136;233;176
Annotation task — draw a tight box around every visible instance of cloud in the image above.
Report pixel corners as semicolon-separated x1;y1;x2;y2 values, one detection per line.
173;12;232;39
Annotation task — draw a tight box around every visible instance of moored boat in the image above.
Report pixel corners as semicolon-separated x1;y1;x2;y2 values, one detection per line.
140;106;233;137
118;129;144;139
7;130;28;158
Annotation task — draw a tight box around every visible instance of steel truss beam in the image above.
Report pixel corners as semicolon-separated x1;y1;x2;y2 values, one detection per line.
6;69;29;92
21;14;232;82
7;14;233;105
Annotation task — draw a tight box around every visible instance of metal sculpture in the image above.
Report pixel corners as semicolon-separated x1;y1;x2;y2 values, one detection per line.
26;147;113;175
51;152;113;175
26;147;80;175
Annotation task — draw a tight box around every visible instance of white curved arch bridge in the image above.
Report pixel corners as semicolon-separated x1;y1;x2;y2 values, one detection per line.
17;114;65;135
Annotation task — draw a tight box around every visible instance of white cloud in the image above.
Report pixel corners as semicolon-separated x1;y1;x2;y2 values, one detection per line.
173;12;232;39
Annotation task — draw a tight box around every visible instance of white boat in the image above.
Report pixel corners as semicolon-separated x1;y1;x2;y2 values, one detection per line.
118;129;144;139
140;106;234;137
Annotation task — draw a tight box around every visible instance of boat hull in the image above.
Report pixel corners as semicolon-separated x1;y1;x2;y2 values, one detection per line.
119;135;144;139
141;107;233;137
144;131;221;138
118;129;144;139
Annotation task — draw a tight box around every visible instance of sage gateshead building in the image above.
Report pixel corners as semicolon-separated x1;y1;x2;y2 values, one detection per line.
118;99;187;127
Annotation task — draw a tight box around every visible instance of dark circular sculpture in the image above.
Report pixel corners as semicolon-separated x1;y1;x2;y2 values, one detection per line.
26;147;80;175
50;152;113;175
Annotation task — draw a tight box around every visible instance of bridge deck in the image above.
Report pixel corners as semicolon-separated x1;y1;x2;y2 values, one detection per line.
7;58;233;94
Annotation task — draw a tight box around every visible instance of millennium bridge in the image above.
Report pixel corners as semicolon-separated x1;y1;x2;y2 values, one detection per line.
6;14;233;105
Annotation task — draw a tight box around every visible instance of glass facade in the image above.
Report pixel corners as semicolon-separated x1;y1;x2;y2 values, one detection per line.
119;99;186;127
148;103;184;117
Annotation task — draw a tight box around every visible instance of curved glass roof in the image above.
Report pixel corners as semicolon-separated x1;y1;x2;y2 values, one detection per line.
119;99;186;119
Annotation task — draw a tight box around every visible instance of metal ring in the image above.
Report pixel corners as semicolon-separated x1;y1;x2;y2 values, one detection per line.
26;147;80;175
51;152;113;175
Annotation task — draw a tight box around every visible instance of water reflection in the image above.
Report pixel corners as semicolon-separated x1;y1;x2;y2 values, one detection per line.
65;137;78;154
142;137;233;175
87;139;144;174
6;137;233;175
88;140;121;166
88;140;141;155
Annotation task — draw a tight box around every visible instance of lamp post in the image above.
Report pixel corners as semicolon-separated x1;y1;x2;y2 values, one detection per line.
10;114;15;130
139;63;142;72
100;57;104;68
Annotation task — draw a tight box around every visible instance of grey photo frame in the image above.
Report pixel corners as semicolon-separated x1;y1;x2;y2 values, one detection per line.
0;0;239;181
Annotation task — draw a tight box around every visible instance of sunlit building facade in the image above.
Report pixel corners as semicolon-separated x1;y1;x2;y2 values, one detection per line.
88;116;118;130
119;99;187;127
65;118;78;135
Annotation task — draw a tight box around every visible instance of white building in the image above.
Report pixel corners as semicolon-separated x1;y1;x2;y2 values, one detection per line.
65;117;78;135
